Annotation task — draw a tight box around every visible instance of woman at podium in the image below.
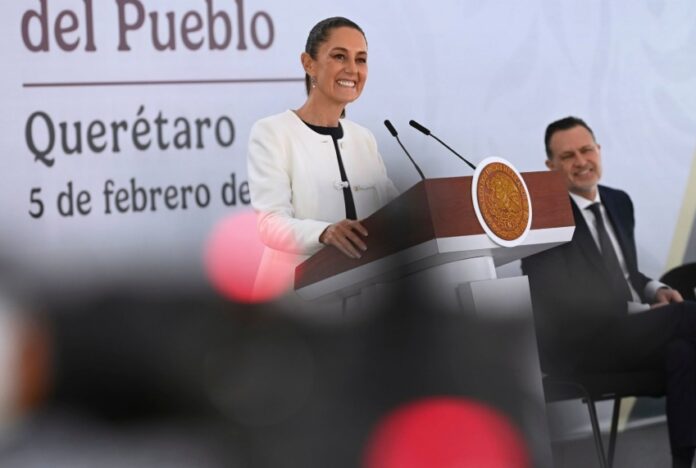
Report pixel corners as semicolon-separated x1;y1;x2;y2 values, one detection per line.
247;17;398;298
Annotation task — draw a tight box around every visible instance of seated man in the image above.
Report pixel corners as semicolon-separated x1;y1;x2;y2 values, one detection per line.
521;116;696;468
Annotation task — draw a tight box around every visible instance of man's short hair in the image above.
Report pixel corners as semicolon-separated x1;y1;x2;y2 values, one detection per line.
544;116;596;159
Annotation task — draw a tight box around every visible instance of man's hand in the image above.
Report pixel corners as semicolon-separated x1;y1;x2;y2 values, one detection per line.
319;219;368;259
651;287;684;309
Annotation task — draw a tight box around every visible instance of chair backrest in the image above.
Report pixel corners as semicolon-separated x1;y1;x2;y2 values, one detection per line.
660;262;696;301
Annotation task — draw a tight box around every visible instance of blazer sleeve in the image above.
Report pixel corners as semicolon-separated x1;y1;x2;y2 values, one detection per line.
247;119;330;255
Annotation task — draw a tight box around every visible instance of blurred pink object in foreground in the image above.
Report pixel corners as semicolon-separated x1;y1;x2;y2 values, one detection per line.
364;396;530;468
204;211;296;303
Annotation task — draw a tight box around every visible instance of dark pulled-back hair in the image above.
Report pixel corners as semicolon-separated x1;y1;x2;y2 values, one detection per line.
544;116;596;158
303;17;366;95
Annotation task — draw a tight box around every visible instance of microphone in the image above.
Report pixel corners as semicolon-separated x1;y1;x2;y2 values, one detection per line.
384;120;425;180
409;120;477;170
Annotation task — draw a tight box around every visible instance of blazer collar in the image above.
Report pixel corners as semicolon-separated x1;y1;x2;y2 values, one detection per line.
598;185;633;270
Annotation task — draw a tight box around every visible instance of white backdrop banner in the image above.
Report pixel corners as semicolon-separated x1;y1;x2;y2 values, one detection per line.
2;0;696;294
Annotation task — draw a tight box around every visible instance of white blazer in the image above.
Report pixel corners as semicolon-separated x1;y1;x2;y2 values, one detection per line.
247;110;398;296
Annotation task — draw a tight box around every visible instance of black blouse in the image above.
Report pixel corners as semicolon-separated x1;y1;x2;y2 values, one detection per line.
302;121;357;220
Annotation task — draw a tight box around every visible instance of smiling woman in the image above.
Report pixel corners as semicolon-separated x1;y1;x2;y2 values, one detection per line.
300;22;368;112
246;17;398;301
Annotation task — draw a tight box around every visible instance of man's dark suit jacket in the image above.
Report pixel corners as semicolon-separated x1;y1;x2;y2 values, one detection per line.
521;185;652;373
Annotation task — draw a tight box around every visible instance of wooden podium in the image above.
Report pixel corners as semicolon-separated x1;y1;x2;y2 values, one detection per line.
295;171;574;304
294;170;574;468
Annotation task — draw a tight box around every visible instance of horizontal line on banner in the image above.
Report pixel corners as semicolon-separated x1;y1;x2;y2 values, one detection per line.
23;77;305;88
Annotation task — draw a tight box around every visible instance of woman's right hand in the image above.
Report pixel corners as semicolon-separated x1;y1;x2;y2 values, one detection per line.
319;219;368;259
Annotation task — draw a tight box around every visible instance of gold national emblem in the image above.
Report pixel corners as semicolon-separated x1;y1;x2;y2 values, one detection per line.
476;162;530;241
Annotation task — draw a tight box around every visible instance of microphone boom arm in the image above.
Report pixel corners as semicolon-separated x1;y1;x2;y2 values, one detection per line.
430;133;476;170
395;135;425;180
384;119;425;180
409;119;477;171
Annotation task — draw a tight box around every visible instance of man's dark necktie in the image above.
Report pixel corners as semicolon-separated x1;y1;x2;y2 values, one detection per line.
587;203;632;302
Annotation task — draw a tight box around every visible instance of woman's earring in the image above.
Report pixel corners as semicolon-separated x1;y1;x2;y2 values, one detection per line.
310;76;317;88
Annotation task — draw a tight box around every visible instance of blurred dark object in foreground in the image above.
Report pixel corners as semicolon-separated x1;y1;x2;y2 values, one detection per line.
0;287;546;467
660;262;696;301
